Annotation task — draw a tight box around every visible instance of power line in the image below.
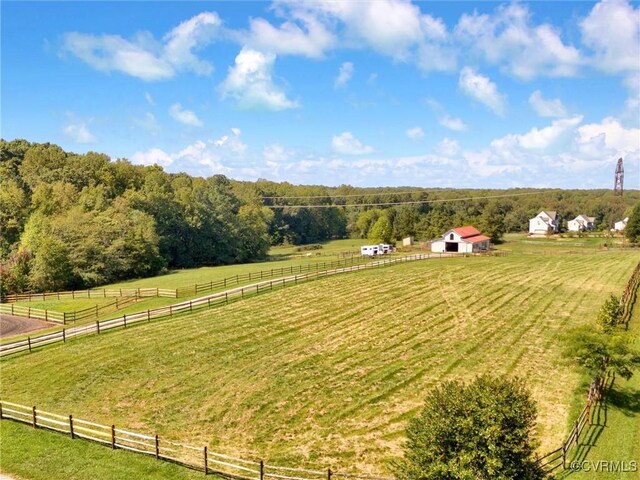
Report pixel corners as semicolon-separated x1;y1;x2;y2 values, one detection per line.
265;191;543;209
261;189;437;200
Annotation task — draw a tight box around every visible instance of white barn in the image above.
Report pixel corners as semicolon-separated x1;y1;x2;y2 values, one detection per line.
614;217;629;232
529;211;558;235
568;214;596;232
431;226;491;254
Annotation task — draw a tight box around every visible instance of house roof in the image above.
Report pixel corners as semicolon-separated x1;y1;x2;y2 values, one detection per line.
465;234;491;244
541;211;557;220
452;226;482;238
573;214;595;223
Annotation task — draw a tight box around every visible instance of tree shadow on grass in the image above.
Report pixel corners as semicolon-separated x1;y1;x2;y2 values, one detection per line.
558;377;640;478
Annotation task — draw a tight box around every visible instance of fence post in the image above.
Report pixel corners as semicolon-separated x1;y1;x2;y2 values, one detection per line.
327;468;332;480
260;460;264;480
148;310;151;322
225;292;228;304
28;337;32;353
62;328;66;343
96;321;100;334
189;301;193;312
155;435;160;459
32;406;37;428
0;401;3;419
69;415;74;439
45;309;48;321
111;425;116;449
204;446;208;475
123;314;127;328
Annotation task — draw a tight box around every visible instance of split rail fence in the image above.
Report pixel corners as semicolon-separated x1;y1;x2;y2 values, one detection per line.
0;295;140;325
620;260;640;326
0;400;391;480
536;374;611;473
538;259;640;473
0;253;464;357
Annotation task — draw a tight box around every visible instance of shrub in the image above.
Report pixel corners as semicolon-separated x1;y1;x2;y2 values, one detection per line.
395;375;544;480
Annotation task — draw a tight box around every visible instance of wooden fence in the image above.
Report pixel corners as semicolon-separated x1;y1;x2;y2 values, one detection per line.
537;374;611;473
0;253;464;357
0;400;391;480
538;260;640;473
0;296;140;325
5;287;175;302
4;256;373;303
620;261;640;326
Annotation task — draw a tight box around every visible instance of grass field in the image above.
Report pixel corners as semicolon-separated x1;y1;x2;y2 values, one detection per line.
1;252;637;477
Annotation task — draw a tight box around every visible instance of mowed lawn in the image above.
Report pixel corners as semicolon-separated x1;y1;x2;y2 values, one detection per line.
1;252;637;476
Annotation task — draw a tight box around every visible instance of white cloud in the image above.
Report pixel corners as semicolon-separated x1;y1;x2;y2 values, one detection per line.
63;121;97;143
439;115;467;132
406;126;424;140
130;130;250;177
238;13;336;58
331;131;374;155
458;67;506;115
576;117;640;154
528;90;568;118
455;3;582;79
437;137;460;156
62;32;174;81
130;147;173;167
169;103;203;127
144;92;155;105
492;116;583;151
212;128;247;154
276;0;455;72
580;0;640;74
334;62;354;89
162;12;221;75
61;12;220;81
219;47;299;111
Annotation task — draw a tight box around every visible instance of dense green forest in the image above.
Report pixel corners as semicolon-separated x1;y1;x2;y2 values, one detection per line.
1;139;637;294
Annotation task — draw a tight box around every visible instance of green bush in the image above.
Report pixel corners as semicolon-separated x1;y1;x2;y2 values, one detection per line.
395;375;544;480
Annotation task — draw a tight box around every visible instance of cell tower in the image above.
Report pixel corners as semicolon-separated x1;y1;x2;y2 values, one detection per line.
614;157;624;196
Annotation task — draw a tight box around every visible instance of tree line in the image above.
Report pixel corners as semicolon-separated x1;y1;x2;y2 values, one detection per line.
1;139;638;294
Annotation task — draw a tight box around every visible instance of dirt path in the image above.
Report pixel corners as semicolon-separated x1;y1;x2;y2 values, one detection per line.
0;314;55;337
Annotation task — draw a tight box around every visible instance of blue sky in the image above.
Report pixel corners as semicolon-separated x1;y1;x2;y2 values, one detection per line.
2;0;639;188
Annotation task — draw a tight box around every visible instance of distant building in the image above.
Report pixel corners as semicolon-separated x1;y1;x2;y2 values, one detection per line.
529;211;559;235
614;217;629;232
431;226;491;254
402;236;414;247
568;215;596;232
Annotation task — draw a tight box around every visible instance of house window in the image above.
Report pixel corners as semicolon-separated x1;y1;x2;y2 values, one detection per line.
449;233;454;240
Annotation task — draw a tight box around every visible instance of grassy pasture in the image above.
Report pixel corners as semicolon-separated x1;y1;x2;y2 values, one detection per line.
104;241;371;290
1;252;637;477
